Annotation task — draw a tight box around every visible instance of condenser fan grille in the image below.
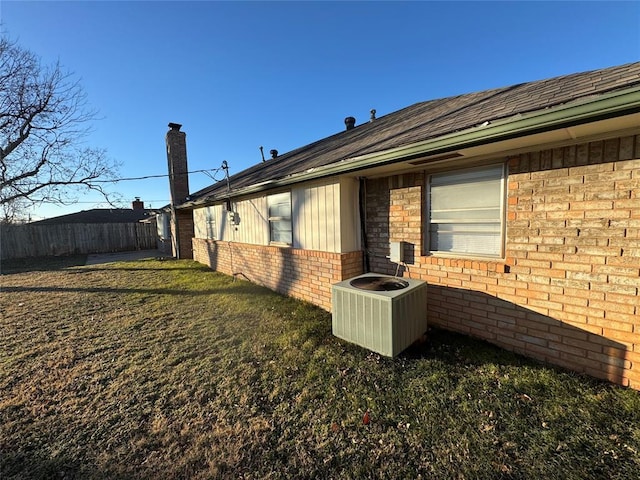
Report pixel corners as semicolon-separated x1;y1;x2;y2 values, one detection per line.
349;276;409;291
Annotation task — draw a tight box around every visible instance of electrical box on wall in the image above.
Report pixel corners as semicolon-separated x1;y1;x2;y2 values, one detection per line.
390;241;405;263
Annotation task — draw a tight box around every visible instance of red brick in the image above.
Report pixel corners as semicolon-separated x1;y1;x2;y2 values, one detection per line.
342;147;640;388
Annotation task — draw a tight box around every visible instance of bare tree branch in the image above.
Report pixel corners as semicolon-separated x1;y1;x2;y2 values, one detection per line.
0;36;120;215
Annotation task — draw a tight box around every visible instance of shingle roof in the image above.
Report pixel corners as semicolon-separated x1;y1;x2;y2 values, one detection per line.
190;62;640;203
32;209;154;225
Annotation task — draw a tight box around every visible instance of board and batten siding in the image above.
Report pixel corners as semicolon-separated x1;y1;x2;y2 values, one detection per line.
192;176;360;253
338;177;360;253
192;207;210;239
232;196;268;245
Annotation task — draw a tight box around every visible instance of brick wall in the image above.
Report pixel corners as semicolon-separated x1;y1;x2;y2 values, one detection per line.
193;238;363;311
172;210;194;259
365;134;640;389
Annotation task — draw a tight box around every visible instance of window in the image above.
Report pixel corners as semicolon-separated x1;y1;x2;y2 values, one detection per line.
427;164;505;257
267;192;292;245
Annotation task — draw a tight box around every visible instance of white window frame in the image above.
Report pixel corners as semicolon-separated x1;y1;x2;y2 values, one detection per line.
267;192;292;245
426;163;506;259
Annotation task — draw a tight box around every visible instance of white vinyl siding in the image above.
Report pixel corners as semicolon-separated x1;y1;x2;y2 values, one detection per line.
294;182;339;252
192;177;360;253
268;192;292;245
206;208;216;239
338;177;361;253
231;197;268;244
156;212;171;240
427;164;505;257
293;178;360;253
194;206;220;240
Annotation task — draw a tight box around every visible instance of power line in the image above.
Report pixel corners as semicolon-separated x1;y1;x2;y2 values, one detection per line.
10;163;230;189
27;199;171;205
91;166;227;183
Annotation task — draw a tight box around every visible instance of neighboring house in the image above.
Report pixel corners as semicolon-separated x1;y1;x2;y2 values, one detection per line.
33;198;155;225
166;62;640;389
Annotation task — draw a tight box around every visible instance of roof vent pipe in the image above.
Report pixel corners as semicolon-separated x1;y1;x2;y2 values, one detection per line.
345;116;356;130
370;109;376;122
270;149;278;159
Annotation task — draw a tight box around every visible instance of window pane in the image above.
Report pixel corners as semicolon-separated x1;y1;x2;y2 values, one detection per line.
431;206;501;222
268;192;291;218
270;220;292;244
268;192;292;244
269;202;289;218
430;229;502;256
429;165;504;257
430;222;501;255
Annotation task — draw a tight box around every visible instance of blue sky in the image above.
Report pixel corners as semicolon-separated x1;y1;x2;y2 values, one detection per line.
1;1;639;220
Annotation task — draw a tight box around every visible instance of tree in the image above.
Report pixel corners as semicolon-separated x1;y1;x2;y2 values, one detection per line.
1;196;28;224
0;36;119;213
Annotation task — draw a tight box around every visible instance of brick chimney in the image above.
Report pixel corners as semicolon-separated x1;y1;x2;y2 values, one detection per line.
166;122;194;259
166;123;190;202
132;197;144;210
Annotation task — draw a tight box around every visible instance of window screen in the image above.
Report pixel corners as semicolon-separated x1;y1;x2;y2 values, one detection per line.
267;192;292;245
428;164;505;257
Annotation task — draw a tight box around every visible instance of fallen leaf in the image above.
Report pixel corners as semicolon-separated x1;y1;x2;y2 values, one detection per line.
363;411;370;425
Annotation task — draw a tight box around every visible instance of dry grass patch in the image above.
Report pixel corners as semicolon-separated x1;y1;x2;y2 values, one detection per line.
1;257;639;479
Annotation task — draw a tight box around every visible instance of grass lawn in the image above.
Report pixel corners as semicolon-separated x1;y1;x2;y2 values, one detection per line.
1;257;639;479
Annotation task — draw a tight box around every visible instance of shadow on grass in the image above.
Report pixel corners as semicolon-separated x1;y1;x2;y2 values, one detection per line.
1;284;265;297
1;451;131;480
74;265;214;274
401;327;536;368
0;256;213;276
0;255;88;275
398;327;601;390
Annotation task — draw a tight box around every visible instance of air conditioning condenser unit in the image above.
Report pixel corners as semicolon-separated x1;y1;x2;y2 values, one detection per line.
331;273;428;357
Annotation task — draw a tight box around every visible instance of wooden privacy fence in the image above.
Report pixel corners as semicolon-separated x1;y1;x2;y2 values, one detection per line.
0;223;158;260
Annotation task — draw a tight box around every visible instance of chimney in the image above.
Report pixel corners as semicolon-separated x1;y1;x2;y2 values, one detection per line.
344;116;356;130
166;123;190;203
132;197;144;210
165;122;194;259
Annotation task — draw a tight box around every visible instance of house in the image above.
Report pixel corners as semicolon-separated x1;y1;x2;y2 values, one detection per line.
166;62;640;389
32;198;155;225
